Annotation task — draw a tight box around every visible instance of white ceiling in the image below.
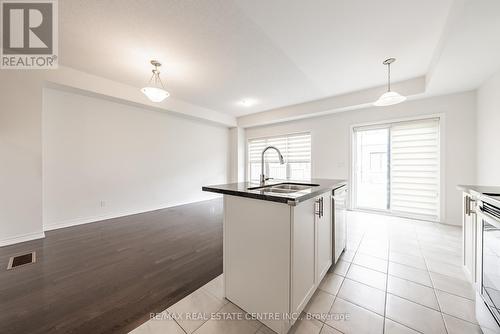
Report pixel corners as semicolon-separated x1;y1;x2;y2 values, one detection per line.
59;0;456;116
426;0;500;95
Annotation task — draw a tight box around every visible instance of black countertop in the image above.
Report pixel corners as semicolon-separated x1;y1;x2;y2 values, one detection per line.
457;184;500;196
457;184;500;208
202;178;347;206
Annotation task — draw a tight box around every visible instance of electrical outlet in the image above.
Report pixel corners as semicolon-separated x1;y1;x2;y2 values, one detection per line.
100;200;106;208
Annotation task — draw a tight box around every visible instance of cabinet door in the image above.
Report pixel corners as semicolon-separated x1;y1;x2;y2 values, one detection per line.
316;192;332;283
462;193;476;283
291;197;316;315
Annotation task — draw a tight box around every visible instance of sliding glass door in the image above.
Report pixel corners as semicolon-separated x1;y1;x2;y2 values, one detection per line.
353;127;390;211
352;118;440;221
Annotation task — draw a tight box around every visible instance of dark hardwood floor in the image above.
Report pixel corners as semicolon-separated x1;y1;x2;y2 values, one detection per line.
0;199;223;334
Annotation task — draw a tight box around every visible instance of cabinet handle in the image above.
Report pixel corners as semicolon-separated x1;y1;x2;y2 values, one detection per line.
320;197;324;218
465;196;476;216
319;198;322;218
464;195;468;215
469;198;476;215
315;197;324;218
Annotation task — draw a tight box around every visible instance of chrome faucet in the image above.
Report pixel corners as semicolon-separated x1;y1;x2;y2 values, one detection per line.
260;146;285;185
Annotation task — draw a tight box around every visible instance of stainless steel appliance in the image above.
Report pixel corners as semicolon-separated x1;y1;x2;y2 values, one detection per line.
477;195;500;333
332;186;347;264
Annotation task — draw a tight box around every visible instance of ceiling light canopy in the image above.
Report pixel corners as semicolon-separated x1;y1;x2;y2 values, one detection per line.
239;99;257;107
374;58;406;107
141;60;170;102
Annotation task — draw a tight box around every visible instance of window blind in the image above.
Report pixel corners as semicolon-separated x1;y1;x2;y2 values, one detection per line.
248;133;311;182
390;118;440;220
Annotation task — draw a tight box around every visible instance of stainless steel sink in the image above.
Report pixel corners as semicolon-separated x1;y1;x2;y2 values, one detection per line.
248;182;320;194
272;184;311;191
261;188;299;194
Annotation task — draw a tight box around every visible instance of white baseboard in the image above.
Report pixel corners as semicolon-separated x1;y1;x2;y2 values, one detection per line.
43;197;219;232
43;208;155;231
0;231;46;247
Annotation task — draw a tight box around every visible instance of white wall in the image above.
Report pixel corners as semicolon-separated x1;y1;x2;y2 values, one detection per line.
228;127;246;183
1;67;233;246
42;88;228;230
0;71;45;246
245;91;477;226
477;69;500;185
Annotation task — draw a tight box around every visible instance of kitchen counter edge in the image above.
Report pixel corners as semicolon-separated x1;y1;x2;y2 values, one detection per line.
203;179;347;206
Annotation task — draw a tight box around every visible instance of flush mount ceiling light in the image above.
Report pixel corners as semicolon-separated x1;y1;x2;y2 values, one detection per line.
239;99;257;107
374;58;407;107
141;60;170;103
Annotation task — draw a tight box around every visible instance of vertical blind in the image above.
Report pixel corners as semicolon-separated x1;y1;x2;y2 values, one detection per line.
390;118;440;220
247;133;311;182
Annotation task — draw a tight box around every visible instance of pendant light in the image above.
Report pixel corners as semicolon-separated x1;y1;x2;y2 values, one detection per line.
374;58;406;107
141;60;170;102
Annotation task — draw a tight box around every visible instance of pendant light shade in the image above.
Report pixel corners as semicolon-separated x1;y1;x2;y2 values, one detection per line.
374;58;406;107
141;86;170;102
141;60;170;102
374;91;406;106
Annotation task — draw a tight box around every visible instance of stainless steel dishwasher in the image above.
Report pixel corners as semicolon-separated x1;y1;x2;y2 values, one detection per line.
332;185;347;264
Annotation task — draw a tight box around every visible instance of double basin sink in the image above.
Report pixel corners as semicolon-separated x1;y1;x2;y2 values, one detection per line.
248;182;319;194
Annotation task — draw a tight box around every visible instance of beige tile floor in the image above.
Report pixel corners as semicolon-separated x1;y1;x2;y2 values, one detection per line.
130;211;479;334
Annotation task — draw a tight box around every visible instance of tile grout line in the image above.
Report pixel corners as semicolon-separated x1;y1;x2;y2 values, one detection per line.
440;312;482;327
350;258;388;275
339;265;456;312
386;225;433;334
384;315;425;334
174;285;230;334
386;224;428;334
336;275;386;293
385;269;433;288
166;308;189;334
305;242;355;327
432;287;474;301
319;321;346;334
418;228;450;334
382;235;391;334
323;230;365;333
332;295;385;318
385;291;440;313
387;268;475;301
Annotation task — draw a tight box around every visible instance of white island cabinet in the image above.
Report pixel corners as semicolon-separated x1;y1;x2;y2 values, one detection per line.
223;190;333;334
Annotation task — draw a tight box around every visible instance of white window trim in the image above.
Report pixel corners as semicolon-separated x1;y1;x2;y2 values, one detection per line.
349;114;445;223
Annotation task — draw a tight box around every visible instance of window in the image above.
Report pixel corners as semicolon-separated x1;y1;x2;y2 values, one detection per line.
353;118;440;221
247;133;311;182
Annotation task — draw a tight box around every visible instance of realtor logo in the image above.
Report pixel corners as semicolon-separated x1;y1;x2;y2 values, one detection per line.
1;0;58;69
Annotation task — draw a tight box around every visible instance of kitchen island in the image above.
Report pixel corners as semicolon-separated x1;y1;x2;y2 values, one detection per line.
203;179;347;334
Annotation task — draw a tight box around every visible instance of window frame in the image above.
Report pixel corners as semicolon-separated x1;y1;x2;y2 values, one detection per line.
349;114;444;223
246;131;312;183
